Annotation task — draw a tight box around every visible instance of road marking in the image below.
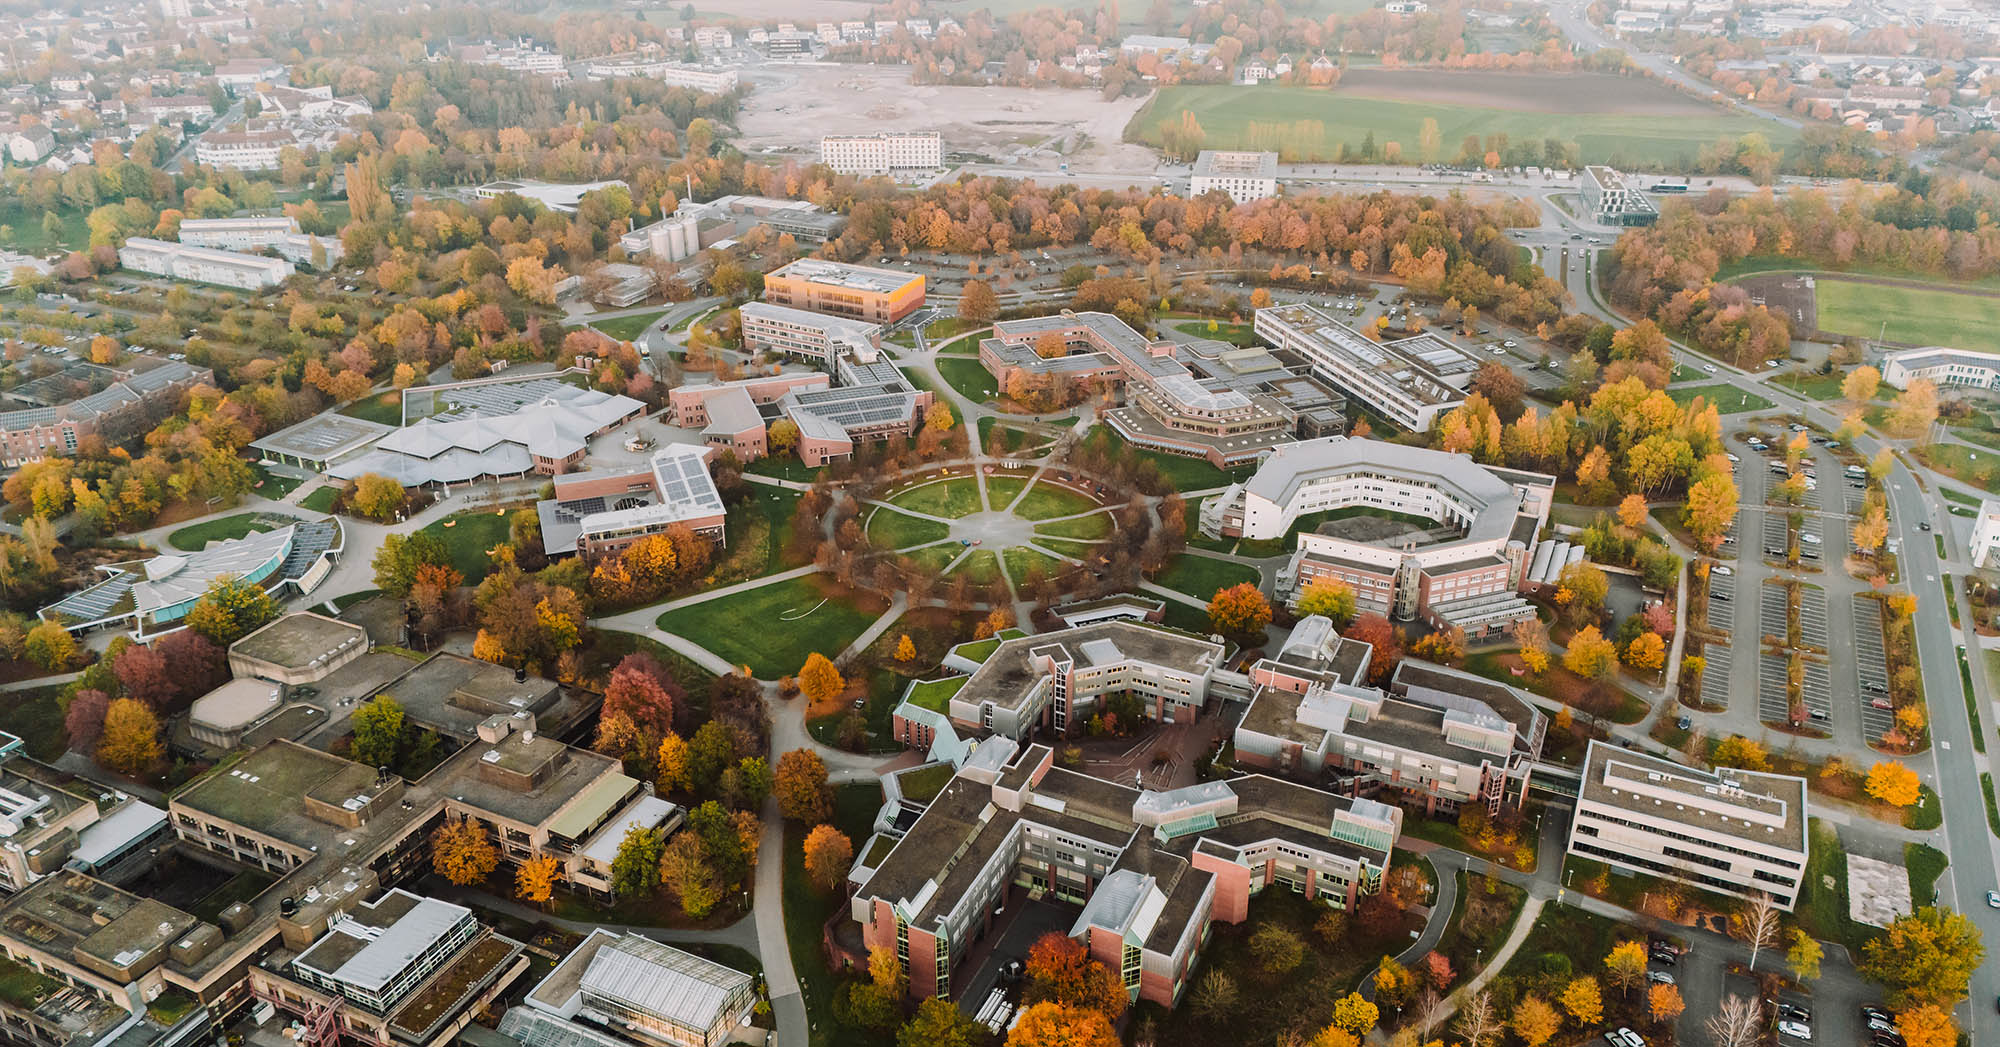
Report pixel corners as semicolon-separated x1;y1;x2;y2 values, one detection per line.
1943;741;1952;750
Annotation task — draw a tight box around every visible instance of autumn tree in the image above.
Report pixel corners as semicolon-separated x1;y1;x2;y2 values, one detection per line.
23;620;74;670
1559;976;1603;1026
96;698;162;775
1513;617;1551;675
1786;928;1823;982
610;824;666;898
431;820;499;886
1887;379;1939;437
1190;970;1238;1022
1510;994;1560;1047
1024;932;1126;1020
1894;1005;1958;1047
659;830;721;917
1250;924;1305;974
1624;630;1666;674
1604;940;1648;995
515;854;560;908
350;695;407;769
1563;625;1619;679
1295;578;1357;625
802;824;853;891
1860;906;1986;1008
1616;493;1649;529
768;418;800;454
350;474;407;521
64;689;110;753
1006;1003;1117;1047
1647;982;1684;1024
1330;992;1378;1034
775;748;833;823
1712;734;1770;771
1865;760;1922;807
183;576;280;646
959;280;999;324
898;996;984;1047
1843;364;1881;404
604;655;681;735
895;634;916;662
1207;582;1272;643
798;652;843;703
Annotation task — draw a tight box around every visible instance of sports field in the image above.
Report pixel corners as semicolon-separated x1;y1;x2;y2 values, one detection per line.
1813;280;2000;354
1128;76;1794;168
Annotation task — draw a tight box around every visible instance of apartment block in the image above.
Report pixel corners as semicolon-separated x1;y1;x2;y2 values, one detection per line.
1567;741;1808;909
583;55;739;93
1252;304;1482;432
118;237;293;289
817;132;942;175
1189;150;1278;203
761;259;924;323
178;215;344;266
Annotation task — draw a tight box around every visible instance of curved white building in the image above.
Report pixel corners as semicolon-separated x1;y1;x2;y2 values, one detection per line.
1880;345;2000;390
1202;436;1554;632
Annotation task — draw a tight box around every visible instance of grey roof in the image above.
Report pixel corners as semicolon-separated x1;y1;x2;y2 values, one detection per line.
1192;149;1277;179
1243;435;1546;546
578;935;752;1028
767;258;916;293
295;890;472;992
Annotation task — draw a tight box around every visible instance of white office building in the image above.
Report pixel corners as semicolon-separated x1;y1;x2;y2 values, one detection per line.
177;215;344;266
1972;498;2000;567
738;301;881;368
1881;345;2000;390
1581;165;1660;226
1567;741;1808;910
583;55;740;93
1189;150;1279;203
117;237;293;289
1252;304;1481;431
818;132;943;175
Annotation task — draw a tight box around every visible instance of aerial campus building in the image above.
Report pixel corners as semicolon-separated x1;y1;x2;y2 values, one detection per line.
500;930;758;1047
1880;344;2000;390
322;384;645;487
40;520;342;639
534;444;728;558
848;738;1399;1007
1580;165;1659;226
1200;435;1555;634
117;237;294;289
760;259;925;324
582;54;741;93
978;311;1313;467
1188;150;1279;203
176;216;344;266
1234;618;1547;815
1566;741;1808;910
0;357;210;467
1251;304;1485;432
817;131;943;175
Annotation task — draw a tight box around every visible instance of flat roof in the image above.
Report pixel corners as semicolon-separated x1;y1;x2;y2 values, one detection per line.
190;678;285;732
954;620;1222;715
1578;740;1806;854
766;258;919;295
1257;304;1483;408
295;890;471;992
230;612;369;671
1192;149;1277;179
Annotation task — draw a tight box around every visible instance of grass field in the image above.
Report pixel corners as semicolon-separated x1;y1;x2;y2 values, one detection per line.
169;513;276;551
1815;280;2000;353
1002;546;1062;580
903;544;960;572
250;464;304;499
656;576;876;679
936;357;999;403
1916;443;2000;494
1036;537;1104;559
587;310;666;342
1129;83;1793;169
887;477;983;518
1172;318;1259;347
1668;383;1774;414
299;486;338;513
1771;370;1848;400
339;392;403;426
1151;554;1259;601
417;510;515;583
1035;511;1114;540
952;549;1002;584
1011;481;1100;520
784;783;883;1047
865;507;949;550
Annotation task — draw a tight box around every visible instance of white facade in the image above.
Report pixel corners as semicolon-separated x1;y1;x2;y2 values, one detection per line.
583;56;739;93
1189;150;1279;203
1881;345;2000;390
620;213;701;261
692;26;734;49
1252;304;1478;431
117;237;293;289
818;132;943;175
1972;498;2000;568
194;129;289;170
179;216;343;266
739;301;880;367
1567;741;1808;910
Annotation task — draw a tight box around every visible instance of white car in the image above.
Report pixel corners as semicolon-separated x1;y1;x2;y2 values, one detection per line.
1712;565;1733;576
1800;533;1822;545
1491;346;1507;355
1778;1020;1812;1041
1503;339;1518;348
1727;453;1740;463
1703;363;1718;373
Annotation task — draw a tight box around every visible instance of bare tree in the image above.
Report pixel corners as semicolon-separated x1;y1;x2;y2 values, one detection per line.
1736;890;1782;971
1413;987;1449;1039
1705;994;1763;1047
1453;989;1502;1047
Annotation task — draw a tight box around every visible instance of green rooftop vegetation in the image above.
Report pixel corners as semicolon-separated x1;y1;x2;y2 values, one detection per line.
895;763;956;804
862;834;896;867
951;637;1001;663
902;675;967;713
0;958;57;1009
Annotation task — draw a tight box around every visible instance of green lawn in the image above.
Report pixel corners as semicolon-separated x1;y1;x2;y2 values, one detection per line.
984;475;1030;508
902;544;960;572
417;509;517;584
338;391;403;426
886;476;983;518
784;783;883;1047
1916;443;2000;494
0;685;65;761
1795;818;1874;955
656;576;877;679
1151;554;1259;601
1011;481;1101;520
935;357;999;403
299;486;338;513
1172;317;1259;347
1129;83;1795;169
951;549;1002;584
1771;370;1848;401
0;203;90;253
1906;842;1949;906
1002;545;1062;580
1036;538;1105;560
587;310;666;342
865;507;950;550
746;456;825;483
1034;511;1114;540
1085;426;1238;491
168;513;276;551
1668;383;1774;414
1816;279;2000;353
250;463;304;498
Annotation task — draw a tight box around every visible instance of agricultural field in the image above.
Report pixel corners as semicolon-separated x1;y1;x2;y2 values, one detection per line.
1128;73;1792;168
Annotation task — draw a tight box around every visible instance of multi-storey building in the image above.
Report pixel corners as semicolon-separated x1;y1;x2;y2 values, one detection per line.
582;55;739;93
1881;345;2000;390
0;358;209;466
177;216;344;265
1201;435;1554;633
42;519;342;639
738;301;881;368
1581;165;1659;226
193;128;292;170
1188;150;1278;203
1972;497;2000;568
1235;618;1546;814
1567;741;1808;910
326;387;644;486
1252;304;1483;432
851;740;1398;1006
118;237;293;289
817;132;943;175
501;931;756;1047
533;444;728;557
761;259;925;323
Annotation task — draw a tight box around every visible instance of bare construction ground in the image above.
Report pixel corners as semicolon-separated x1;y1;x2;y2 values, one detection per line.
735;64;1155;172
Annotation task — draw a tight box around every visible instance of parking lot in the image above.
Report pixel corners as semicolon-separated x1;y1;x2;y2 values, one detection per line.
1852;594;1895;739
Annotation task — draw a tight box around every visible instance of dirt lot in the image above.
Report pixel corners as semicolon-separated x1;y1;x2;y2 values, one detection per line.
735;64;1156;172
1737;273;1820;338
1334;68;1718;116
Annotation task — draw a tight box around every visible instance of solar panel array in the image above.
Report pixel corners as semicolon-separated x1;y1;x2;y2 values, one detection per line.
277;520;338;580
654;450;724;513
48;572;136;623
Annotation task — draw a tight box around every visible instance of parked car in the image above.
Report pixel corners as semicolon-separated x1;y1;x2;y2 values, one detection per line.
1777;1020;1812;1041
